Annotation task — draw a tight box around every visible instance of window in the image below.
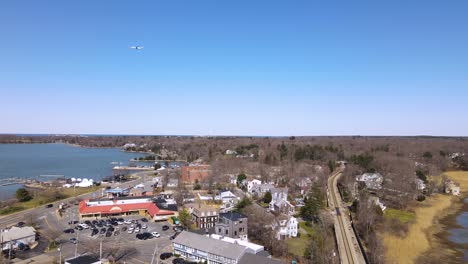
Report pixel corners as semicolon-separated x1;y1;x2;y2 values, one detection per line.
225;229;228;235
218;228;221;233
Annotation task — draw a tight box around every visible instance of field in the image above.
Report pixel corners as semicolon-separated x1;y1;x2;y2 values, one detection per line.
383;171;467;264
384;208;415;223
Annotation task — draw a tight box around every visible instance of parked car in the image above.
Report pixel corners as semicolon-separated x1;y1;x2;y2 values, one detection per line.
160;253;173;260
162;225;170;231
63;228;75;234
18;243;30;251
91;229;99;236
69;238;78;244
16;221;25;227
173;226;184;233
172;258;185;264
105;231;112;237
100;228;106;234
75;226;83;231
114;231;120;236
141;224;147;229
45;204;53;208
140;218;148;222
151;231;160;238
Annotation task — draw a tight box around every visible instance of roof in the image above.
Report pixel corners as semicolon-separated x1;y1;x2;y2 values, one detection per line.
1;226;36;242
239;253;286;264
79;201;173;217
65;255;100;264
173;231;247;260
219;211;247;221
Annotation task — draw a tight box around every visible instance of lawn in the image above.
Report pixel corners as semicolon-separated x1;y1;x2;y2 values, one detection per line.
384;208;415;223
0;185;101;215
285;222;315;257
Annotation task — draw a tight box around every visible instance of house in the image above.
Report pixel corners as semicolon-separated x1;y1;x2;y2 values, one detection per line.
226;149;237;155
181;165;211;183
129;183;153;197
173;231;247;264
215;212;248;240
369;196;386;212
415;179;426;191
185;203;219;229
271;214;298;240
250;183;274;196
167;178;179;188
207;234;264;254
445;180;460;196
64;255;101;264
1;226;36;250
269;188;295;216
244;179;262;193
356;173;384;190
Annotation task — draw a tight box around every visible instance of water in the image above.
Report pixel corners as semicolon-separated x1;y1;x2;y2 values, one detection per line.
0;143;145;199
448;198;468;261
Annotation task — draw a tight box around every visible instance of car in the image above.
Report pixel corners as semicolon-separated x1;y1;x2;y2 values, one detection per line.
84;220;92;225
105;231;112;237
18;243;30;251
121;226;127;232
45;204;53;208
79;223;89;229
63;228;75;234
160;253;173;260
114;231;120;236
124;220;132;224
16;221;25;227
2;249;16;259
91;229;99;236
117;221;124;225
162;225;170;231
141;224;147;229
128;227;134;231
69;238;78;244
92;220;98;225
75;225;83;231
134;228;140;233
140;218;148;222
100;228;106;234
173;226;184;233
169;233;179;240
127;229;134;234
108;226;115;232
151;232;160;238
172;258;185;264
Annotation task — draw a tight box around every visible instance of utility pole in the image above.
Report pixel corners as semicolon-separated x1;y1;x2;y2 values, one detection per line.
74;229;79;257
58;245;62;264
100;239;103;260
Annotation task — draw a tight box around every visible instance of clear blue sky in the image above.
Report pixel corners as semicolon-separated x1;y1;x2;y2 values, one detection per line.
1;0;467;136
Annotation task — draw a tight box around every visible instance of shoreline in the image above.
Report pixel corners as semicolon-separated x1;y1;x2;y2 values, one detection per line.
415;195;465;264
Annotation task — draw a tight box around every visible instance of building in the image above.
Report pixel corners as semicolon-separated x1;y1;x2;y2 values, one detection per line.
167;178;179;188
185;203;219;229
173;231;247;264
239;253;286;264
269;188;295;216
245;179;261;193
129;183;153;197
181;165;211;183
207;234;264;254
415;179;426;191
215;212;248;240
78;197;174;220
356;173;384;190
250;183;274;196
271;214;298;240
1;226;36;250
65;255;101;264
445;180;460;196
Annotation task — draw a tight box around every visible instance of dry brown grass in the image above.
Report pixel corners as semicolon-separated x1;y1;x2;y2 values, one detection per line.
383;171;468;264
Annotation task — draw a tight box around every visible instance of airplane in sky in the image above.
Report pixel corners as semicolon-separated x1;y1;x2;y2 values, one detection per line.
129;45;144;50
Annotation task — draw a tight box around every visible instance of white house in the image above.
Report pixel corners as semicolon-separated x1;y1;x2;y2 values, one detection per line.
415;179;426;191
356;173;384;190
245;179;262;193
1;226;36;250
272;214;298;240
269;188;295;216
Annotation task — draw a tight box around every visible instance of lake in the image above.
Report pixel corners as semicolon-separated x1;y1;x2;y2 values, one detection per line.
0;143;145;199
448;197;468;262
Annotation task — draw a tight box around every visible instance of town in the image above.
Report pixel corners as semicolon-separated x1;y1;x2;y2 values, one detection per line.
0;136;466;264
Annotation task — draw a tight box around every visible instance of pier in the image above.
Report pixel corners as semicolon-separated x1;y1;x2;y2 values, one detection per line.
0;178;32;186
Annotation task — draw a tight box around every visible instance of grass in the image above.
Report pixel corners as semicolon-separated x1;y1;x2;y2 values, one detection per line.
0;185;101;216
384;208;415;223
285;222;315;257
383;171;468;264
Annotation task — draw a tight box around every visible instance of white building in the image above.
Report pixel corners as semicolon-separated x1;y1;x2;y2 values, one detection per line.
271;214;297;240
415;179;426;191
269;188;294;216
245;179;262;193
356;173;383;190
1;226;36;250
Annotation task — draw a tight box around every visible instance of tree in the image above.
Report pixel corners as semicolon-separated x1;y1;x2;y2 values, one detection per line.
178;208;192;229
327;160;336;173
423;151;433;159
301;185;324;222
263;191;272;204
236;197;252;210
236;173;246;186
16;188;32;202
193;179;201;190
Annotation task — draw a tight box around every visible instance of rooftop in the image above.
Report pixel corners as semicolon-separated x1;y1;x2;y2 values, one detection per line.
239;253;285;264
173;231;247;260
219;211;247;221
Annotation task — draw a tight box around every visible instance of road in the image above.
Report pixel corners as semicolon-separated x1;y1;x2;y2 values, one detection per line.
328;170;366;264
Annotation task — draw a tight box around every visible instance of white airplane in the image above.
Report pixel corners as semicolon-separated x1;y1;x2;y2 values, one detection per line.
129;45;144;50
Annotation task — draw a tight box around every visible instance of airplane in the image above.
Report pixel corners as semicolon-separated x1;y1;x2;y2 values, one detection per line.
129;46;144;50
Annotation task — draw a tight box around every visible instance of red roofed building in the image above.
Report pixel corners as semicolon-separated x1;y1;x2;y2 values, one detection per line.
79;197;175;220
181;165;211;183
